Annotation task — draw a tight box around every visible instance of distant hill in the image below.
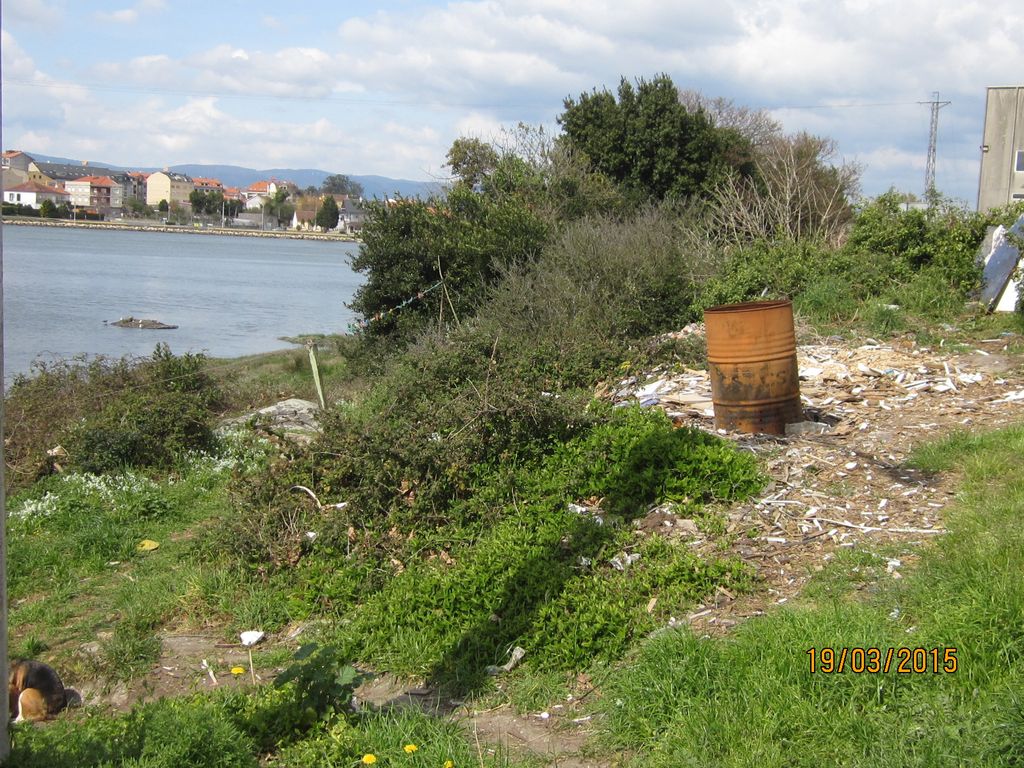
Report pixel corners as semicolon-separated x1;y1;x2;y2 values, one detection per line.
23;153;443;200
169;165;445;200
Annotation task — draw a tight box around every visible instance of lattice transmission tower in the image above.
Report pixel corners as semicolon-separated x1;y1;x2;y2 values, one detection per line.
919;91;951;200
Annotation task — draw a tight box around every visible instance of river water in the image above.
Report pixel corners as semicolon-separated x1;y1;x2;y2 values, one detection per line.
1;225;363;381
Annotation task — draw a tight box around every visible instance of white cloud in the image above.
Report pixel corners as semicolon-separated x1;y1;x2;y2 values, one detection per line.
2;0;59;25
453;113;505;141
95;1;165;24
4;0;1023;200
856;146;924;173
2;30;90;129
97;8;139;24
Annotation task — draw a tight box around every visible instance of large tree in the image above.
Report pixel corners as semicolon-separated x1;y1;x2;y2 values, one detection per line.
445;137;500;189
349;185;549;338
321;174;364;198
559;74;750;203
315;194;340;230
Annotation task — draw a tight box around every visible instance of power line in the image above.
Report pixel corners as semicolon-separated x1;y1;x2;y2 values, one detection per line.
3;76;928;114
0;76;547;111
766;100;921;111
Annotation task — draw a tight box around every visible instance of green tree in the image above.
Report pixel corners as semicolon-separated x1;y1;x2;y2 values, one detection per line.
126;198;153;218
262;187;294;227
445;126;624;223
158;199;169;213
349;185;549;337
223;198;242;218
321;173;364;198
559;74;748;203
39;199;58;218
446;137;500;189
315;195;340;230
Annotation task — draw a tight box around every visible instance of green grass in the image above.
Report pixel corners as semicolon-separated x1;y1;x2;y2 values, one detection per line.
588;422;1024;767
5;430;276;682
9;326;1024;767
323;407;762;693
7;658;523;768
209;334;369;413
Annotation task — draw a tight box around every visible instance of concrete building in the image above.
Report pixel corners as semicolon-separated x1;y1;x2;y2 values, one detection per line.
65;175;124;215
192;177;224;194
978;85;1024;211
3;180;70;209
146;170;194;207
1;151;34;187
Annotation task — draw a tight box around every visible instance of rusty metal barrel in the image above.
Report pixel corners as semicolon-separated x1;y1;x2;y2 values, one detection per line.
704;300;802;435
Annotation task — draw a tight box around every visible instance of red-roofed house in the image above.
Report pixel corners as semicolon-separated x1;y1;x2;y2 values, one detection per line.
125;171;148;203
66;175;124;215
245;180;274;199
4;180;70;209
193;177;224;193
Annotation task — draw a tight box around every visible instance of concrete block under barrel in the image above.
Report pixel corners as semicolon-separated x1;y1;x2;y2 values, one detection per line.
703;300;802;435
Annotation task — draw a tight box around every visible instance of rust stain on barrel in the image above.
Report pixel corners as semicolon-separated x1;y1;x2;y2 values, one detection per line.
704;300;802;434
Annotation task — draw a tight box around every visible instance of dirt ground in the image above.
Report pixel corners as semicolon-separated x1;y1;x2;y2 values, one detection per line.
66;328;1024;767
625;327;1024;637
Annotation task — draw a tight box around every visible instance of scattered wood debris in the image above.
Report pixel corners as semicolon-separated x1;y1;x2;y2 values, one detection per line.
600;330;1024;635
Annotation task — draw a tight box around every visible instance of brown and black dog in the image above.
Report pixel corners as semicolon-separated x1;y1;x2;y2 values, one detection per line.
9;660;68;722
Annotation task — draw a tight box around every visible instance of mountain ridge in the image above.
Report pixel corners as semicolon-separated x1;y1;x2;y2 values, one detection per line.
22;153;444;200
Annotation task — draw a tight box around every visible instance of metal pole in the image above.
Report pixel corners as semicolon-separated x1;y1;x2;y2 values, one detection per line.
0;43;12;758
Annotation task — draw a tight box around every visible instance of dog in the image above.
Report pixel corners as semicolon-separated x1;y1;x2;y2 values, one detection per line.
9;660;68;722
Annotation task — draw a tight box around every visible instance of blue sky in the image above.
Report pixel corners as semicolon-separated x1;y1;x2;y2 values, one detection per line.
2;0;1022;204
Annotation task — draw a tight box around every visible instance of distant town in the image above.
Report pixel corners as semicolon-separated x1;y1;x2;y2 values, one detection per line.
0;150;367;234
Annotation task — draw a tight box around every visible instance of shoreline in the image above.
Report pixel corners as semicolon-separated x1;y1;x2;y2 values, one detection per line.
1;216;361;242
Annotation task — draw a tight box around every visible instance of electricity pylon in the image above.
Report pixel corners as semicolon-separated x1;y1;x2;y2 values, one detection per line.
920;91;951;201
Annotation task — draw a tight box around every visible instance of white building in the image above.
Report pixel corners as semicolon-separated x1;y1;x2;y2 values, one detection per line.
978;85;1024;211
4;180;70;209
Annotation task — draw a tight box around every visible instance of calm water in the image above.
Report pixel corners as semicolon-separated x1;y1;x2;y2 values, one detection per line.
1;225;363;381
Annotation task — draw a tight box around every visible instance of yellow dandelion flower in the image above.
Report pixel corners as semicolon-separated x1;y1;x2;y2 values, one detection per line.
361;754;377;765
443;761;455;768
230;666;245;676
403;743;418;753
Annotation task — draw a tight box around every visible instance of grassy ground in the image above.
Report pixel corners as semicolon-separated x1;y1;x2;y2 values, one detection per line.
209;334;370;413
7;327;1024;766
575;424;1024;766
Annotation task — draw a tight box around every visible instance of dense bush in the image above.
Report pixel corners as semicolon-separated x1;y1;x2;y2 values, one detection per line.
844;191;990;293
279;206;711;534
4;345;223;488
349;185;550;339
67;345;222;473
1;203;41;217
329;406;763;686
700;194;1023;326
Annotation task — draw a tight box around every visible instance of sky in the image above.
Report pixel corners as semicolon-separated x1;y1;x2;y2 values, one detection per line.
2;0;1022;205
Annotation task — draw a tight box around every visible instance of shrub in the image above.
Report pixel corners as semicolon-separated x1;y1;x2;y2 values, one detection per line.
700;239;831;308
349;185;550;339
843;191;991;294
331;406;763;686
4;345;223;488
66;344;222;473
